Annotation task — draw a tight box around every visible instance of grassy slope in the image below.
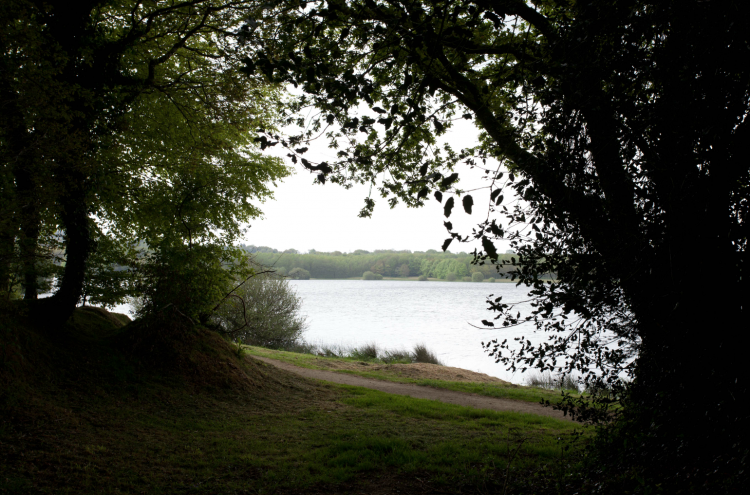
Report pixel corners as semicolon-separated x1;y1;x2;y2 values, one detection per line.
244;346;577;405
0;306;587;494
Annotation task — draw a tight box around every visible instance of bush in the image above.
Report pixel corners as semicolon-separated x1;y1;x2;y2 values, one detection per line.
362;271;376;280
417;275;428;281
471;271;484;282
412;344;443;365
461;276;472;282
487;277;496;283
212;273;307;349
288;267;310;280
135;243;242;321
445;272;458;281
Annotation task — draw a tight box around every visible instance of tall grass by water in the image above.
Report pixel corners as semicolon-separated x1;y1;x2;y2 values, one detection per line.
284;340;444;365
524;371;580;392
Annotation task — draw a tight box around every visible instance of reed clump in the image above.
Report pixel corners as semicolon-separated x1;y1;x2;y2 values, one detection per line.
524;371;579;392
288;341;445;366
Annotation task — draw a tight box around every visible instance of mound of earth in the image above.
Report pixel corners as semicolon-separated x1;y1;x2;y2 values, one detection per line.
114;307;304;394
1;304;316;411
299;356;516;385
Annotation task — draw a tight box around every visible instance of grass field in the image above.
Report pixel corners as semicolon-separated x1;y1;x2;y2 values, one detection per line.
244;345;579;405
0;306;588;494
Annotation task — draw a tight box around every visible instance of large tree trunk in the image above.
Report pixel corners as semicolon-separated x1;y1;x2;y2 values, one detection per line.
30;1;101;322
616;202;747;478
43;166;92;322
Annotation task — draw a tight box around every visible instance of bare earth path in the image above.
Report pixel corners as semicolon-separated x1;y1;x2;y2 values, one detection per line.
252;356;573;421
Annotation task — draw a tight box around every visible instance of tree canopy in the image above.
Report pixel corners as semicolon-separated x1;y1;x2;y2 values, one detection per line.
247;247;512;279
1;0;289;319
244;0;749;489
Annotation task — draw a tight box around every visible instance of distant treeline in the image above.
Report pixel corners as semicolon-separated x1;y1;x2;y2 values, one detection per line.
241;245;516;280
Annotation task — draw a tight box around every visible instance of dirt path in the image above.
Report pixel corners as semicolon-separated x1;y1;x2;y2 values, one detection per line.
252;356;573;421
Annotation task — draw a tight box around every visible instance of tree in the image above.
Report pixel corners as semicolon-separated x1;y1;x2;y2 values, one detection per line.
471;272;484;282
1;0;287;320
397;263;410;278
288;267;310;280
212;273;307;349
246;0;749;489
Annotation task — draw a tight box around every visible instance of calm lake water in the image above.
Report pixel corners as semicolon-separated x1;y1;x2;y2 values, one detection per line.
106;279;547;384
288;279;543;384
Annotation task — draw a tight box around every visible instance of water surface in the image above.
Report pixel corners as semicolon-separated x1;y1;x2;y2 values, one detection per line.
289;279;544;383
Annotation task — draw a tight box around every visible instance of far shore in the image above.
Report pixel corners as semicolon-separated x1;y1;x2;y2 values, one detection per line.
289;276;536;283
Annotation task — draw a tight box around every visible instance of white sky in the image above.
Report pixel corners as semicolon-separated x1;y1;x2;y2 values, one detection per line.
242;119;514;254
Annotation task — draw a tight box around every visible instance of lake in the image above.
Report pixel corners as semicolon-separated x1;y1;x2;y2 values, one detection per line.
107;279;547;384
288;279;542;384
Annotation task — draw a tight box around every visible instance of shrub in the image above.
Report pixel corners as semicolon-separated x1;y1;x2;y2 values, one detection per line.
461;276;472;282
412;343;443;365
288;267;310;280
362;271;376;280
445;272;458;281
487;277;496;283
471;271;484;282
135;243;242;321
417;275;428;281
212;272;307;349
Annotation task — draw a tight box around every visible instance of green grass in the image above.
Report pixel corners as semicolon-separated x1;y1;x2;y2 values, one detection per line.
245;346;581;405
1;382;584;494
0;305;588;494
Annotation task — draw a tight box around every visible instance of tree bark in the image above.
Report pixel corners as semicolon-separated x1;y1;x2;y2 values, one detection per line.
43;165;92;322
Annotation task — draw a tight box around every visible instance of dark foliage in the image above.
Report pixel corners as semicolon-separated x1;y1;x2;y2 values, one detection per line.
244;1;749;491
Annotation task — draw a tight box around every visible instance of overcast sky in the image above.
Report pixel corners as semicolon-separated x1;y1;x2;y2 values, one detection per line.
241;119;513;254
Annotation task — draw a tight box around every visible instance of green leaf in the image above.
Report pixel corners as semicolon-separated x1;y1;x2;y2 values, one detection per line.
434;191;443;202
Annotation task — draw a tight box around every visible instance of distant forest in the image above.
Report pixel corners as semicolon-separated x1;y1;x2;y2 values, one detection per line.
242;245;516;280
